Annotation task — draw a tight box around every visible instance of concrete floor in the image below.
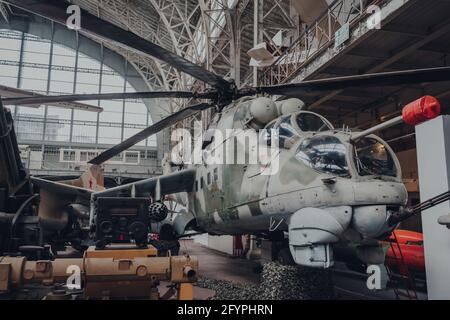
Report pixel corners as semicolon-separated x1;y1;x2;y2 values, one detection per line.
54;240;426;300
178;239;427;300
180;239;261;284
178;239;261;300
331;263;427;300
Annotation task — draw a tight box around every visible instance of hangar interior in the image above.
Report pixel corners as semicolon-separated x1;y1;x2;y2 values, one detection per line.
1;0;450;300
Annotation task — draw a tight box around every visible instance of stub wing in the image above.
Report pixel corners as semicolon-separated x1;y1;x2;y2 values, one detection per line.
30;177;94;200
95;169;196;199
30;164;105;199
31;168;197;235
31;167;195;200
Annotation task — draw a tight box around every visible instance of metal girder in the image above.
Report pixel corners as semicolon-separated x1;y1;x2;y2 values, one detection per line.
70;0;195;118
72;0;183;92
249;0;297;86
199;0;236;80
309;15;450;109
261;0;385;86
236;0;251;16
148;0;201;63
71;0;217;139
0;3;9;22
262;0;295;32
148;0;204;91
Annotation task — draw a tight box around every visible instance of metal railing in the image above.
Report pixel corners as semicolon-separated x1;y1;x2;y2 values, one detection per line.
20;144;161;178
59;148;141;166
261;0;387;85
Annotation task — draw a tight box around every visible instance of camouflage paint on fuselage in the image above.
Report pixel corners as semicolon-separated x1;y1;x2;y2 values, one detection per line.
185;97;407;236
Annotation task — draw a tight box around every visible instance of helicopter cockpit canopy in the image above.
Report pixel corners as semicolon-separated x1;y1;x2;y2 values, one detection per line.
293;135;398;179
295;135;350;177
260;111;334;149
353;137;397;177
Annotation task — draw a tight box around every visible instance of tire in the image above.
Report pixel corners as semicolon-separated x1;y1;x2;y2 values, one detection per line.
159;224;176;241
277;247;295;266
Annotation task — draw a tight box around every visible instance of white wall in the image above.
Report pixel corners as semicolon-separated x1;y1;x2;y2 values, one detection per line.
208;235;234;255
194;234;235;255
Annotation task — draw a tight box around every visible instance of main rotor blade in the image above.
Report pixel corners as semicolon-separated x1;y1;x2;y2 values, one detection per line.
89;103;213;165
248;66;450;97
2;91;216;106
0;84;103;112
5;0;230;90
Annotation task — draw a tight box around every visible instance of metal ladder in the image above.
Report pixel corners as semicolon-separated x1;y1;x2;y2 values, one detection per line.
384;231;418;300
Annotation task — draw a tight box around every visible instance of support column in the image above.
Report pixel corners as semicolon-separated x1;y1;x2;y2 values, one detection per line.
95;45;104;145
42;22;55;151
253;0;263;86
416;115;450;299
14;31;26;118
69;32;80;144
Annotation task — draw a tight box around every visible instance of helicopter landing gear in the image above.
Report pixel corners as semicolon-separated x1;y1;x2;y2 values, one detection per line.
149;224;180;257
270;232;295;266
276;247;295;266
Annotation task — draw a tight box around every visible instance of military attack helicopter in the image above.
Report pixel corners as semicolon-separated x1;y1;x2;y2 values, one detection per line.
2;0;450;268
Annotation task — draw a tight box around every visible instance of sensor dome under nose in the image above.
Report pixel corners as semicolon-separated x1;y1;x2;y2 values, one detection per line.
352;205;390;238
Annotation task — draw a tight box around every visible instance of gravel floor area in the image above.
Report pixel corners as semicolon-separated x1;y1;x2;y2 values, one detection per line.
195;262;334;300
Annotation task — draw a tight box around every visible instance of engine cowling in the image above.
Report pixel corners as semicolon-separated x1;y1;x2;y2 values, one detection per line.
248;97;279;129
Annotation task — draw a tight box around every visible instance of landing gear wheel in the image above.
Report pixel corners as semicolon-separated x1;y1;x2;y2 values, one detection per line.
150;224;180;256
277;248;295;266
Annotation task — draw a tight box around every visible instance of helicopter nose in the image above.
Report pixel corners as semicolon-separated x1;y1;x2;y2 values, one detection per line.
288;206;352;268
351;205;394;238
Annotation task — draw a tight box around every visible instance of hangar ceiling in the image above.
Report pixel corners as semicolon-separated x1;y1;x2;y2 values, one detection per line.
0;0;296;115
1;0;450;153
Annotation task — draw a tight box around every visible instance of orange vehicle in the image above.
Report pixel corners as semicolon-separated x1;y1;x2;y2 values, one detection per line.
384;230;425;277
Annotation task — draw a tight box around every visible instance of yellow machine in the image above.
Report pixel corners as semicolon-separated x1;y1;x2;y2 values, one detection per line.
0;244;198;300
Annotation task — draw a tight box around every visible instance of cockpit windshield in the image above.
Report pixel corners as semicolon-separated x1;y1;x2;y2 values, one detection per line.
353;138;397;177
296;113;331;132
259;116;301;149
259;112;333;149
278;115;300;148
295;135;350;177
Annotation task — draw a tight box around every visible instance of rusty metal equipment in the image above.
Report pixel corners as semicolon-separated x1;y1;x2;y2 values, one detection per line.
0;244;198;300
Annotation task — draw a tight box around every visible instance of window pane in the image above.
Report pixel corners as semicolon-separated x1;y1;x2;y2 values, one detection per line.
296;113;331;132
52;44;76;67
15;106;45;141
98;125;121;145
0;65;19;86
0;29;157;155
296;136;349;177
354;138;397;177
50;70;74;93
72;124;97;144
47;108;71;142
